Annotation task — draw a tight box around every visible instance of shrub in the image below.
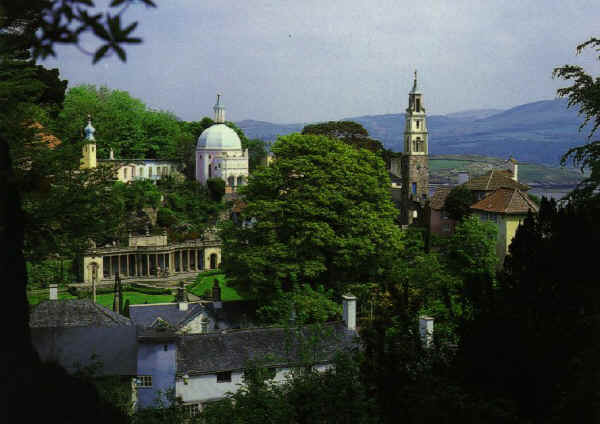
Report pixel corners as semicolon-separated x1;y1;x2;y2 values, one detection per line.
157;207;178;228
207;178;225;202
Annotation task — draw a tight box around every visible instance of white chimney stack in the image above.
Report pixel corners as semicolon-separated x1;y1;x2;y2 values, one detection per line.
109;148;115;160
49;284;58;300
507;157;518;181
342;294;357;330
178;301;188;311
419;316;434;348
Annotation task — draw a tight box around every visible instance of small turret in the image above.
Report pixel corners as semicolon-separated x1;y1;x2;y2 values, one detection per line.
81;115;97;169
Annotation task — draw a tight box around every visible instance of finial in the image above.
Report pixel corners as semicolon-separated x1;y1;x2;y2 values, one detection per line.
213;93;226;123
84;114;96;141
412;69;418;92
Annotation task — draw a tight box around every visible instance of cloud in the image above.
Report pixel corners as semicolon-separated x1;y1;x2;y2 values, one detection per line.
43;0;600;123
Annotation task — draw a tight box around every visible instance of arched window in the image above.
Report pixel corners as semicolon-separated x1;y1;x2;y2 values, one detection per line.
415;137;422;152
237;176;244;186
210;253;218;270
228;176;235;187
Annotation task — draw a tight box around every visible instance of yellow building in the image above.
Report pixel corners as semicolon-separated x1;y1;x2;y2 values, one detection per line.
79;116;181;182
470;187;539;266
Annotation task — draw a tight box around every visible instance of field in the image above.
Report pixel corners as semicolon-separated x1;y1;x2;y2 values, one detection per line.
429;154;583;186
187;272;244;301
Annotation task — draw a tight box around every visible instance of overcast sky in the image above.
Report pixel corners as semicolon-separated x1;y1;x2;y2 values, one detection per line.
42;0;600;123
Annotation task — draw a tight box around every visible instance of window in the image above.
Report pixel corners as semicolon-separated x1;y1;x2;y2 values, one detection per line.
443;223;451;232
139;167;143;177
416;120;420;129
149;167;153;177
124;168;128;179
216;371;232;383
132;167;136;177
182;404;200;418
136;375;152;388
411;182;417;195
416;98;421;112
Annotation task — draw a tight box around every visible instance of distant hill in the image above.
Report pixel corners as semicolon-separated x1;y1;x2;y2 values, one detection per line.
237;99;591;165
429;154;583;187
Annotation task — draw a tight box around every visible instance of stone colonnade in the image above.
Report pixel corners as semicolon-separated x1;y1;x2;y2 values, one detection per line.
101;248;210;279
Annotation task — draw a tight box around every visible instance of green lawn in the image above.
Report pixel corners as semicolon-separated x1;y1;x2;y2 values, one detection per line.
95;291;176;309
28;290;175;308
187;273;244;301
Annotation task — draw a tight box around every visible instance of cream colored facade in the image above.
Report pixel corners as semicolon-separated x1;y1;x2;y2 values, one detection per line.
474;212;524;267
82;233;222;284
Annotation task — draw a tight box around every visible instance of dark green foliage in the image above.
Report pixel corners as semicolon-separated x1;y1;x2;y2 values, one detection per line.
207;178;226;202
220;133;403;302
257;284;341;325
157;207;178;227
443;185;476;221
554;38;600;205
302;120;384;153
1;0;155;64
245;138;268;171
301;120;400;168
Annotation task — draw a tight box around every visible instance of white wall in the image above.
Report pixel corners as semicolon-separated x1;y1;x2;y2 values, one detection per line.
176;364;332;404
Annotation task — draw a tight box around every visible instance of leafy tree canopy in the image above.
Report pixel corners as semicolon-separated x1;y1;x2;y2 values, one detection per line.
554;37;600;204
443;185;476;221
220;133;404;302
55;85;183;160
302;120;384;154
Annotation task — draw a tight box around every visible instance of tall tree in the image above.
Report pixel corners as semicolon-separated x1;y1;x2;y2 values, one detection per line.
553;37;600;205
220;133;404;301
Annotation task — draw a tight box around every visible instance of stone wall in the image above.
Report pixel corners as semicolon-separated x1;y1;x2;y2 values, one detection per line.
400;154;429;225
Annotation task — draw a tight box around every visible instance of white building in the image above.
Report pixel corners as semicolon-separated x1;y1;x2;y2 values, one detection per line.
195;95;249;191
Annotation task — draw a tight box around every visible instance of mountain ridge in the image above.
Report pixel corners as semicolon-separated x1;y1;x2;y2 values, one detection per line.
236;99;590;165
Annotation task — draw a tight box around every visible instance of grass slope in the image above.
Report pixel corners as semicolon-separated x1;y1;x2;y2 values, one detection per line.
187;272;244;301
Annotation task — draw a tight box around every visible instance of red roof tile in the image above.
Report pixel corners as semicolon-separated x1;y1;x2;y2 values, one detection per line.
463;169;528;192
470;188;539;214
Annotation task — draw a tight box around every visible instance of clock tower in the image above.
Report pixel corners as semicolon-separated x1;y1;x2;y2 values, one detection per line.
400;71;429;225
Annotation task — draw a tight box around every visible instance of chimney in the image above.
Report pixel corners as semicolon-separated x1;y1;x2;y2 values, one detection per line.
507;157;518;181
177;281;188;311
49;284;58;300
109;148;115;160
457;172;469;185
212;279;222;309
342;294;357;330
419;316;434;348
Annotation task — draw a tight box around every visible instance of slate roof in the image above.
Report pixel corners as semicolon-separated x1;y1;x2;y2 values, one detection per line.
463;170;529;192
129;302;205;328
430;187;452;210
30;299;132;328
129;300;258;331
470;188;539;214
176;322;358;375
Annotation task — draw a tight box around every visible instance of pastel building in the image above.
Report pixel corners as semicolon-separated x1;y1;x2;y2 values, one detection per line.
195;95;249;192
79;115;181;182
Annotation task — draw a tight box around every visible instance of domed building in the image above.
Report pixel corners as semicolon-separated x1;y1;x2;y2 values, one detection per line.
196;95;248;191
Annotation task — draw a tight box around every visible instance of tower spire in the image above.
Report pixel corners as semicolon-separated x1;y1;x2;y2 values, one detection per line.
84;114;96;141
411;69;418;93
213;93;226;123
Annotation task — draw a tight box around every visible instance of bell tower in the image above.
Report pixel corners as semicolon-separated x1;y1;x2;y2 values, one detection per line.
401;71;429;225
80;115;97;169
